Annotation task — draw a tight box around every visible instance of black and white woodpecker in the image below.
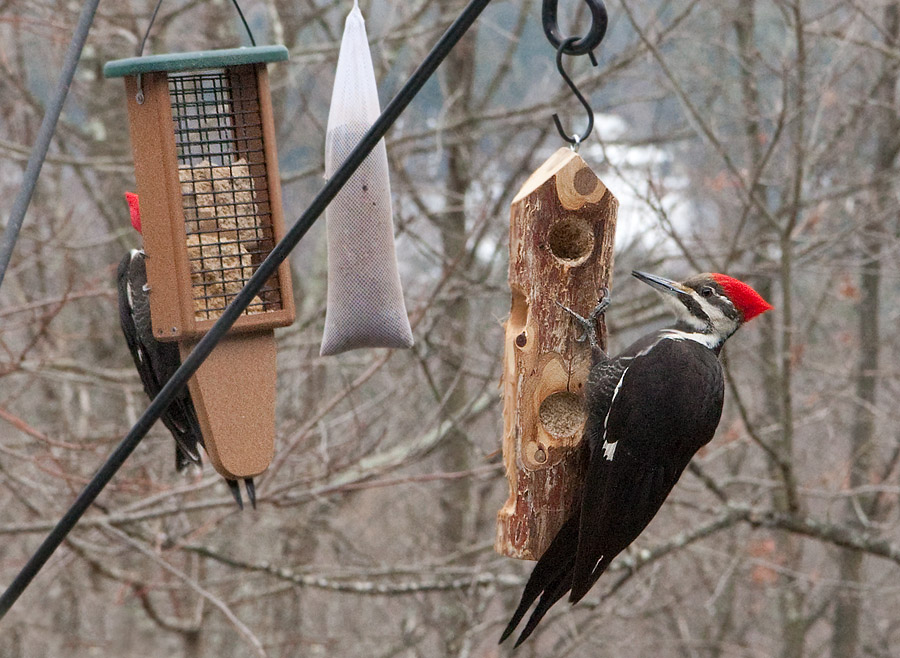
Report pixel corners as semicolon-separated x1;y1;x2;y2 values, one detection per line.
117;249;256;510
500;270;772;647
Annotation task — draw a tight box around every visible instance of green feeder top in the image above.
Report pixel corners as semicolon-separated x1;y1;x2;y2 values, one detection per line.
103;45;288;78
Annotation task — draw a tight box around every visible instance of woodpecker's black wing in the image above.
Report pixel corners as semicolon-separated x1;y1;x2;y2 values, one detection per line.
570;337;724;603
117;251;203;470
499;336;652;646
582;331;660;453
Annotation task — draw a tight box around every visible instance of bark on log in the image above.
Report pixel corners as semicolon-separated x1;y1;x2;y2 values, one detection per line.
495;148;617;560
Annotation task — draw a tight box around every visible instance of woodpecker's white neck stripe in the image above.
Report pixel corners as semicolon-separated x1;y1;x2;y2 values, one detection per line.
660;329;722;349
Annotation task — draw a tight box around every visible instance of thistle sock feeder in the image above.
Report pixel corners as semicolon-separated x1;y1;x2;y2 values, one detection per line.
320;2;414;355
104;46;296;480
496;148;617;560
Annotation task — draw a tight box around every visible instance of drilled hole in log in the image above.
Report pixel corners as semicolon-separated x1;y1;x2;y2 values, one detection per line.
547;216;594;265
538;391;585;438
509;286;528;329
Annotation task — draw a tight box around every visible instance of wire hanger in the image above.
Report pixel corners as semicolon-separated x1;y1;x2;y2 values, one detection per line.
132;0;258;104
137;0;257;58
542;0;607;148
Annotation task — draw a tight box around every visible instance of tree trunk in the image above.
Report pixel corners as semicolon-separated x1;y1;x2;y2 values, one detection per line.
735;4;806;655
831;5;899;657
434;16;478;655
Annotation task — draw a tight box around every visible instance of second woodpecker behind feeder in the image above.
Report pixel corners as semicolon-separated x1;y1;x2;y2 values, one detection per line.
117;247;255;509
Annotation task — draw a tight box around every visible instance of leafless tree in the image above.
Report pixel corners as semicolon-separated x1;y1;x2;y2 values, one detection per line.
1;1;899;657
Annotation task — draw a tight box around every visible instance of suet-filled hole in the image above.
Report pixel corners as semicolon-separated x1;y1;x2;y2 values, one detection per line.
538;391;585;438
547;216;593;265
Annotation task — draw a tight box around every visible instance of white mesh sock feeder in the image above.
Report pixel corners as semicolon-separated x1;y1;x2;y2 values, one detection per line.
320;2;414;356
104;47;296;481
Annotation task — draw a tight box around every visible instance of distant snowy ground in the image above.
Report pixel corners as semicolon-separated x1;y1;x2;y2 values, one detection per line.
581;113;691;253
394;112;690;282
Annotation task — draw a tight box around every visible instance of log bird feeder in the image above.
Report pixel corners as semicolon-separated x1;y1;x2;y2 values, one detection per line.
496;148;617;561
104;46;296;481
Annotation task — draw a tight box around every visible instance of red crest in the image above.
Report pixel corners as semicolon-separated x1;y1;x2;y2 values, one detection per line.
711;273;773;321
125;192;142;234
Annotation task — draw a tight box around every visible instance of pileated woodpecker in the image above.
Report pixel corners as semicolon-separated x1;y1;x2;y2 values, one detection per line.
500;270;772;646
117;249;256;509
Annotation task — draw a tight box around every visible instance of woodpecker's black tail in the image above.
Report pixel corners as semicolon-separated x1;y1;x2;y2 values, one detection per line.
511;570;572;647
175;445;194;472
499;513;579;646
569;553;612;605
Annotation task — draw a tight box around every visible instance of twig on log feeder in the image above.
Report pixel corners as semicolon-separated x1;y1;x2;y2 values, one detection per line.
496;147;617;561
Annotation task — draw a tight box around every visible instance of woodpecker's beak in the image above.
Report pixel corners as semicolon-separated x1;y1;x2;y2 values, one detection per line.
632;271;691;298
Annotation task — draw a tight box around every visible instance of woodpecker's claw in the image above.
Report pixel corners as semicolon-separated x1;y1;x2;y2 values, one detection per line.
556;301;592;342
556;289;610;351
244;478;257;510
227;479;244;511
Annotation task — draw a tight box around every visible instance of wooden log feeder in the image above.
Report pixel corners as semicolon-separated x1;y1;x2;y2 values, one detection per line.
496;147;617;561
104;47;296;481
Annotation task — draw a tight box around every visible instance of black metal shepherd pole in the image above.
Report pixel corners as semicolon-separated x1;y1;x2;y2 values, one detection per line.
0;0;102;289
0;0;493;620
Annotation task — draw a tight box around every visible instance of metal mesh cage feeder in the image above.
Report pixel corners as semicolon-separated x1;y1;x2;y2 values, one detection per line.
105;46;296;480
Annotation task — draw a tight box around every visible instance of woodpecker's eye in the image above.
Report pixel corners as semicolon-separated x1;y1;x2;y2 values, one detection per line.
700;286;714;298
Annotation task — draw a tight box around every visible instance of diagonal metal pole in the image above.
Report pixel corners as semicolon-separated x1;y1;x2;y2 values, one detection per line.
0;0;102;290
0;0;493;619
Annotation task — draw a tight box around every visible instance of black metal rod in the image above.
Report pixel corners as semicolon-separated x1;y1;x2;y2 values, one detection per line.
0;0;493;619
0;0;102;290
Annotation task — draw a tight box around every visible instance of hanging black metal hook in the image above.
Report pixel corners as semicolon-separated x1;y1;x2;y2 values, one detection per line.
542;0;607;56
552;36;598;147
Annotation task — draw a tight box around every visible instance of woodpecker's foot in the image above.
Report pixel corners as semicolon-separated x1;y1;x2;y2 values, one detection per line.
227;479;244;511
555;302;595;348
556;288;609;351
244;478;257;510
596;287;611;312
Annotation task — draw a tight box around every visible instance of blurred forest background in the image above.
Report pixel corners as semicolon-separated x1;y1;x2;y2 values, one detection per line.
2;0;900;656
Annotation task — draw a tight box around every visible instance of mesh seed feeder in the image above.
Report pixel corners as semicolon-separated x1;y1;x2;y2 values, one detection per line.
104;46;295;481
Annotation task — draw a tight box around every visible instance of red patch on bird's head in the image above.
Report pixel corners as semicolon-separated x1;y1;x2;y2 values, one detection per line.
125;192;142;234
711;273;773;322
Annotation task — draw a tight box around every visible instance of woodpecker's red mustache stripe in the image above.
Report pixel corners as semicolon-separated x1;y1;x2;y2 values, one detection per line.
711;273;773;321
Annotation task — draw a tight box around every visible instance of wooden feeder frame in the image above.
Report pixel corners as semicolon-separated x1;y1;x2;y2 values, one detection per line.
104;46;296;479
105;46;295;341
